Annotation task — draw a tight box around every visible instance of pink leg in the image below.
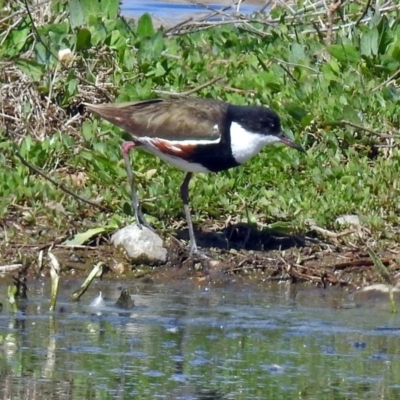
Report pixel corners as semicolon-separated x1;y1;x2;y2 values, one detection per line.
121;141;153;230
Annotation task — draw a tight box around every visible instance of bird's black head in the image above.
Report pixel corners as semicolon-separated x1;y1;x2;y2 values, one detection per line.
227;104;304;152
228;104;281;134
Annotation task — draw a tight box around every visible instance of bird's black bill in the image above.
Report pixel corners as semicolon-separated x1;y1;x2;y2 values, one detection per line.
278;133;305;153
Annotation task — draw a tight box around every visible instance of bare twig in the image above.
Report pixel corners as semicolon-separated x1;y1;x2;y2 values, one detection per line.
0;264;23;273
355;0;372;27
153;75;223;96
372;67;400;92
326;0;343;45
309;224;356;239
259;0;274;13
272;58;321;74
320;119;400;138
164;17;193;35
13;147;105;209
340;120;400;138
182;75;224;95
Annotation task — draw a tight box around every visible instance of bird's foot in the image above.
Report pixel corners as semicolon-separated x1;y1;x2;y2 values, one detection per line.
135;217;155;233
133;207;155;232
189;243;209;259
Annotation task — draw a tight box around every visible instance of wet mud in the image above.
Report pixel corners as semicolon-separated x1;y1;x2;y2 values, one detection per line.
1;221;397;290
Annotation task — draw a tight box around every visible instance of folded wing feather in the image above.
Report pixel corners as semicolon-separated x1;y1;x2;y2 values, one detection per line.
85;97;228;142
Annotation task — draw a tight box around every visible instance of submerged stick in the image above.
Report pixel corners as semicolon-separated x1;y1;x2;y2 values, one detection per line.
367;246;397;313
7;275;28;312
70;262;106;301
48;252;60;312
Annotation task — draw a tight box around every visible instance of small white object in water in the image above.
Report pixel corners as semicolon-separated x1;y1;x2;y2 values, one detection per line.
90;292;106;308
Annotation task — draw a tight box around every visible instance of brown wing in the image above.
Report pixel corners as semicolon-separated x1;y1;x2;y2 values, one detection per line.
84;96;229;141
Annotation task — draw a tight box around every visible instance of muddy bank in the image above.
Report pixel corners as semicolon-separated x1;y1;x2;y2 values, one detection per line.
1;222;398;289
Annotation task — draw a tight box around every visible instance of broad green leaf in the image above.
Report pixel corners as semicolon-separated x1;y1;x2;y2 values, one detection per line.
6;27;30;57
290;43;305;64
285;103;308;122
68;0;85;27
69;0;119;25
321;63;337;81
137;13;155;39
329;59;340;74
327;44;360;66
63;227;114;246
360;28;379;57
300;114;314;128
154;62;166;77
37;23;69;36
109;30;121;47
67;78;78;97
20;136;32;157
390;41;400;63
15;59;45;81
342;105;361;123
79;0;102;21
76;28;91;50
267;221;294;234
35;42;50;64
138;32;164;61
151;31;165;56
82;121;94;142
101;0;119;19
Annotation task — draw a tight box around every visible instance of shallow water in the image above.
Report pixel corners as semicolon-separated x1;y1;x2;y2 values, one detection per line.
1;280;400;399
122;0;261;22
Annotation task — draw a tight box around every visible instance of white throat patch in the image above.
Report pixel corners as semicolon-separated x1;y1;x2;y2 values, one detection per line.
230;122;281;164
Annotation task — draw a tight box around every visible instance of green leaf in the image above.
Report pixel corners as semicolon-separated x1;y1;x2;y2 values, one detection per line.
327;44;360;66
109;30;121;47
290;43;305;64
391;43;400;63
67;78;78;97
68;0;85;28
154;62;166;77
63;226;114;246
15;59;45;81
35;42;50;64
285;103;308;122
321;63;337;81
360;28;379;57
76;28;92;50
101;0;119;19
69;0;119;26
342;105;361;123
137;13;155;39
267;221;294;234
37;23;69;36
82;121;94;142
137;31;164;61
5;26;29;57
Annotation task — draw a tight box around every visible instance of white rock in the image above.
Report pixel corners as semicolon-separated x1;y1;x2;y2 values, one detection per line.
335;214;361;227
111;224;167;265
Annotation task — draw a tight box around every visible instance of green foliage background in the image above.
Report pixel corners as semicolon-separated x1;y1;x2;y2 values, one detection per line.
1;0;400;243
